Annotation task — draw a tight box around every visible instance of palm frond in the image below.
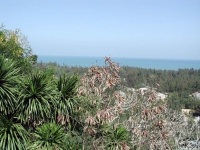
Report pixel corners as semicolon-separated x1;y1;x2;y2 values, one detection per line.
18;72;58;124
29;122;66;150
0;55;20;115
57;74;79;100
106;125;130;150
0;115;29;150
56;74;79;120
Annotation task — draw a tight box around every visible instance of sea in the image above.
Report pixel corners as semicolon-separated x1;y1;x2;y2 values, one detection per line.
37;55;200;70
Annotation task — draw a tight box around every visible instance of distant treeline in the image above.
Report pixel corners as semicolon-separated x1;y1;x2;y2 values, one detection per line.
34;62;200;94
120;66;200;94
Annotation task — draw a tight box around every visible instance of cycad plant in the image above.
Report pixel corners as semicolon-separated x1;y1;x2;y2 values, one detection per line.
0;115;29;150
106;125;130;150
29;122;66;150
55;74;79;124
17;72;58;125
0;55;20;115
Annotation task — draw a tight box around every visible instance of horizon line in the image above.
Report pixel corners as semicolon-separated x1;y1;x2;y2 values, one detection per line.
37;55;200;61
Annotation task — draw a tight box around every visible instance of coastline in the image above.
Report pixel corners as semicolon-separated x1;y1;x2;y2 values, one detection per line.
37;55;200;70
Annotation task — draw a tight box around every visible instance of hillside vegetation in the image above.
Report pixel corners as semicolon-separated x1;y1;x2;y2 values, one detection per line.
0;27;200;150
34;61;200;112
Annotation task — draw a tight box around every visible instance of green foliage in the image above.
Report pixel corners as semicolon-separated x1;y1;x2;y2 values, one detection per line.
63;132;82;150
0;30;23;59
17;72;58;124
33;61;88;77
0;55;20;115
33;62;200;94
43;66;55;79
120;66;200;93
54;74;79;127
0;27;37;72
28;122;66;150
56;74;79;116
0;115;29;150
57;74;79;101
167;92;200;111
105;125;130;150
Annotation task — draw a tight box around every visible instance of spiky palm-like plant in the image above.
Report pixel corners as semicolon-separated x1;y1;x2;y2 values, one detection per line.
0;115;29;150
29;122;66;150
57;74;78;100
18;72;58;124
0;55;20;115
106;125;130;150
56;74;79;124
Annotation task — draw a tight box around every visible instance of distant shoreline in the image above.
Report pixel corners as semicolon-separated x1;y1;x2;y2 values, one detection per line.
37;55;200;70
38;55;200;61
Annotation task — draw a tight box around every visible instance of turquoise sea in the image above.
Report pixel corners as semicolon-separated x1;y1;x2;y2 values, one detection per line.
38;55;200;70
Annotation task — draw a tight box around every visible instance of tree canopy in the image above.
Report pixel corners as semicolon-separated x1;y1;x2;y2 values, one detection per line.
0;26;37;68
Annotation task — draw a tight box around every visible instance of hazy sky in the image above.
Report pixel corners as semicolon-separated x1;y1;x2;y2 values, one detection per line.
1;0;200;60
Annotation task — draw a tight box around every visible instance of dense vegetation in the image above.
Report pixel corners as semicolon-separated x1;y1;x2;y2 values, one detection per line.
120;66;200;93
34;62;200;112
0;27;200;149
34;62;200;94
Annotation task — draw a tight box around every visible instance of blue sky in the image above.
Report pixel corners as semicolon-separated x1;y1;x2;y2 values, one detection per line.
1;0;200;60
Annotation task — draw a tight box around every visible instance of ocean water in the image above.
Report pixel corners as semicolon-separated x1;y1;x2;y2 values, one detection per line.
37;55;200;70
